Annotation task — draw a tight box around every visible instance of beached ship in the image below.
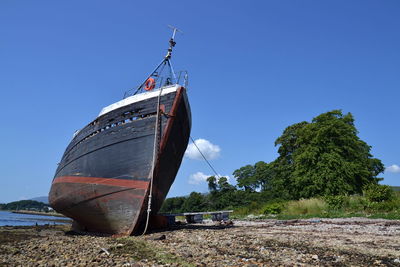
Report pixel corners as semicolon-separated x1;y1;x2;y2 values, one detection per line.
49;29;191;235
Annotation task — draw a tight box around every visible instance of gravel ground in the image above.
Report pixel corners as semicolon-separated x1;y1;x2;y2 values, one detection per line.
1;218;400;266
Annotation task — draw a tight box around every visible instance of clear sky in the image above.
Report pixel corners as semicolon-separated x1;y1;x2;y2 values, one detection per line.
0;1;399;203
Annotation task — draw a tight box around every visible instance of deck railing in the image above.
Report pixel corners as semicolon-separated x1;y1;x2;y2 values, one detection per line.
123;70;188;99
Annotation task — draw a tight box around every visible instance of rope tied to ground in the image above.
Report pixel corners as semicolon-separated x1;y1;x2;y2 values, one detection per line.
189;136;222;180
142;85;163;235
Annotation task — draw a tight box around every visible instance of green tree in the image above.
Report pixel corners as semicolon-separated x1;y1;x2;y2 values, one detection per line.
233;165;257;191
181;192;208;212
364;184;393;202
271;121;308;199
253;161;274;191
233;162;274;192
159;196;186;213
273;110;384;199
207;176;218;192
217;177;236;192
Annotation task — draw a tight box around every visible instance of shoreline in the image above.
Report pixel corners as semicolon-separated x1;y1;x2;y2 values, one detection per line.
1;218;400;266
10;210;66;217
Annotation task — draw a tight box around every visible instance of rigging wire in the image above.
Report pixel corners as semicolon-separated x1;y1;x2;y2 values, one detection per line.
155;61;167;85
132;59;165;96
189;136;221;179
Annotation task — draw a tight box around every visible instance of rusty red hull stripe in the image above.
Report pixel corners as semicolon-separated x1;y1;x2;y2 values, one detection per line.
53;176;149;189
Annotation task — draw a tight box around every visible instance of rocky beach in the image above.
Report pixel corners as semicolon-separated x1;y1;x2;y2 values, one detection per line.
1;218;400;266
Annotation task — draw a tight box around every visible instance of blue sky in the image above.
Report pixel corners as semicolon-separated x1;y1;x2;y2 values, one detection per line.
0;1;399;203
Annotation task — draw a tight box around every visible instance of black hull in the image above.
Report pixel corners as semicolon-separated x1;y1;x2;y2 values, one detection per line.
49;86;191;235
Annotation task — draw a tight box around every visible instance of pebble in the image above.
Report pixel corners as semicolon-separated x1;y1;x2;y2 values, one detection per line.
1;218;400;266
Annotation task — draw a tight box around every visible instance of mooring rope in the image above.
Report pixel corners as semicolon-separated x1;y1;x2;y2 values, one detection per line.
141;86;222;235
142;86;163;235
189;136;222;179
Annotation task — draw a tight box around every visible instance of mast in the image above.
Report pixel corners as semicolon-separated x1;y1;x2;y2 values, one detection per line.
132;26;182;96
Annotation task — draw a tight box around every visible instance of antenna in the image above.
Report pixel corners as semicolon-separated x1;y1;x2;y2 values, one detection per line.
168;25;183;40
165;25;182;59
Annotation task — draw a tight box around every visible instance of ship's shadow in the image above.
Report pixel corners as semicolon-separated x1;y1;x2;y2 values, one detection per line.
64;222;234;237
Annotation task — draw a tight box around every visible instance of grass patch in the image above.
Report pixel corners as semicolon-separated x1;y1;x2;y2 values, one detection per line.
230;193;400;220
366;212;400;220
111;237;194;266
283;198;327;216
232;201;265;217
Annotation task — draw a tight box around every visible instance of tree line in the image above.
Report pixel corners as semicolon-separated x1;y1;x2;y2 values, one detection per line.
0;200;50;211
160;110;385;213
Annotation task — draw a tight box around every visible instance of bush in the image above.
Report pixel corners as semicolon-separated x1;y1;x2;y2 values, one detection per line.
347;195;368;211
367;200;399;212
324;195;348;210
263;203;283;215
364;184;394;202
283;198;327;215
232;201;264;216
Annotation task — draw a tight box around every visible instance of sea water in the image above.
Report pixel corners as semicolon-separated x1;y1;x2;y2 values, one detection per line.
0;211;70;226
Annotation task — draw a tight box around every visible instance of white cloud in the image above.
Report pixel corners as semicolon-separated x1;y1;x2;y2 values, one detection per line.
189;172;209;185
188;171;231;185
185;138;221;160
386;164;400;173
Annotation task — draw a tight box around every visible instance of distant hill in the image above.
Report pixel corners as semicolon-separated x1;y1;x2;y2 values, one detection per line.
30;196;49;204
391;186;400;192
